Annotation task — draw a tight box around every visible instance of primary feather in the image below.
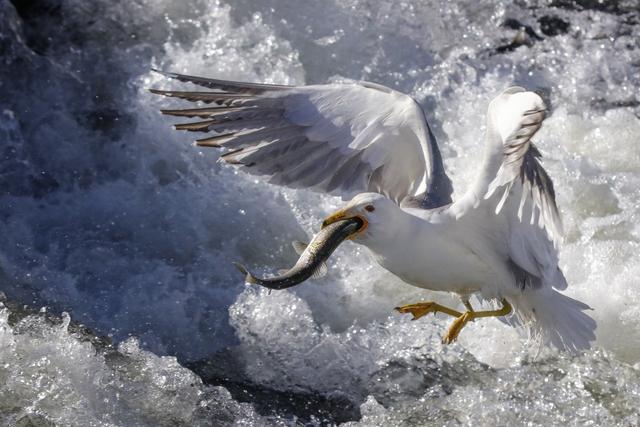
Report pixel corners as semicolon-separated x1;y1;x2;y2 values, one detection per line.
151;70;453;207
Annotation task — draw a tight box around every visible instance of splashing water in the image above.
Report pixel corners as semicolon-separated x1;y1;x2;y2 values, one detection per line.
1;0;639;424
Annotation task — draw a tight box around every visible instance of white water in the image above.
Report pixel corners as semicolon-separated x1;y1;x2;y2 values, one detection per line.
1;0;639;425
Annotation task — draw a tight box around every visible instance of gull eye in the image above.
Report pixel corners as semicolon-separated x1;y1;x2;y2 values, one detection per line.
364;204;375;212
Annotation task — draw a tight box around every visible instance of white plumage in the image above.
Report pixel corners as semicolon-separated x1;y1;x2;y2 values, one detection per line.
152;71;596;352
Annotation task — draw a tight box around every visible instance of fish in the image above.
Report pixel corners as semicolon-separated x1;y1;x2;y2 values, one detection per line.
233;217;363;290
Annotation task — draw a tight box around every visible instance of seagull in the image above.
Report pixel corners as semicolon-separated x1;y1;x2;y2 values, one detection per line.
151;71;596;352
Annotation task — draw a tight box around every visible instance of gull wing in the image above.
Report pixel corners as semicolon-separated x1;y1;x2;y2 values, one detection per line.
151;71;453;207
451;87;567;290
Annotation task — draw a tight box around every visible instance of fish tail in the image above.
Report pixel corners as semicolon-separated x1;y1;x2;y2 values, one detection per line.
232;262;257;284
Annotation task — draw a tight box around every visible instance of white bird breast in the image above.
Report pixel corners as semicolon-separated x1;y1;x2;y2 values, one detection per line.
365;214;497;295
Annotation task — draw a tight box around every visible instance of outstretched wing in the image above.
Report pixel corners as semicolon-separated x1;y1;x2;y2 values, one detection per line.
452;87;567;290
151;71;453;207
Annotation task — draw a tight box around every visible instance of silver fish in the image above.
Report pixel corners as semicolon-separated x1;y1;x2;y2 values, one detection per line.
234;217;363;290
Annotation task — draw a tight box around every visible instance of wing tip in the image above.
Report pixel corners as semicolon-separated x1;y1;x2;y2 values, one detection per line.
160;108;191;117
194;133;235;147
173;120;215;132
194;139;223;148
152;69;293;93
220;148;246;164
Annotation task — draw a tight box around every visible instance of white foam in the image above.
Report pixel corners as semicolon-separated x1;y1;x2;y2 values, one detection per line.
1;0;640;423
0;302;268;426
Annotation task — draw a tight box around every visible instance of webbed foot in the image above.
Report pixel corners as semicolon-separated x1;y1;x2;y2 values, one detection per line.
442;298;513;343
395;302;463;321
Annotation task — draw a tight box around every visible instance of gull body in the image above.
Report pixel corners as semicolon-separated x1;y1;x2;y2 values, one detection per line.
152;71;596;352
358;200;495;295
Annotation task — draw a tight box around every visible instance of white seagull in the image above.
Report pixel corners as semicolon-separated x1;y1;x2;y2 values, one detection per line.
151;71;596;352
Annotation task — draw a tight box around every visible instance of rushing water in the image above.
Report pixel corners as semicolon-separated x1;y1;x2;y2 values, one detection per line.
1;0;639;425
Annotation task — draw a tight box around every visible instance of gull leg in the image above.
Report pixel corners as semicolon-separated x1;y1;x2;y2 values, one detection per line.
442;299;512;344
395;302;463;321
460;295;474;313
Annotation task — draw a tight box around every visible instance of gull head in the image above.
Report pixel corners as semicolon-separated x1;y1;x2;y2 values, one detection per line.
321;193;399;242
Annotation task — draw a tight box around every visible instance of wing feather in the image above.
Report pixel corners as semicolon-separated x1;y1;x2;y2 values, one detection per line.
452;87;567;291
151;70;453;206
152;69;290;93
482;90;562;242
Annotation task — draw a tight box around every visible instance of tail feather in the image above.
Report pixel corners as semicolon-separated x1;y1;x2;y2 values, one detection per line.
510;288;596;353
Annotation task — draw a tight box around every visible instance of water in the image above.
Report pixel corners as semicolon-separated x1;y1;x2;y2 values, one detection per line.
0;0;639;425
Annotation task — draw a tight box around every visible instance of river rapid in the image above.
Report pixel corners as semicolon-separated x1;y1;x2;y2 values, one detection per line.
1;0;639;425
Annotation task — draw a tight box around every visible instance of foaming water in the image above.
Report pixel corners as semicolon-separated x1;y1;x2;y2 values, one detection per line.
1;0;639;424
0;299;273;426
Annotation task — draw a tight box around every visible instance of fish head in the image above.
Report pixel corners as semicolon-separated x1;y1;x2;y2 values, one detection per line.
321;192;397;241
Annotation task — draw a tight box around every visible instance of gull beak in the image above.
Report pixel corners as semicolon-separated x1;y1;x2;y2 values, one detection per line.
321;209;368;239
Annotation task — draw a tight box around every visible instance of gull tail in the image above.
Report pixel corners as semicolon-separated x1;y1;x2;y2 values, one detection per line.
510;288;596;353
